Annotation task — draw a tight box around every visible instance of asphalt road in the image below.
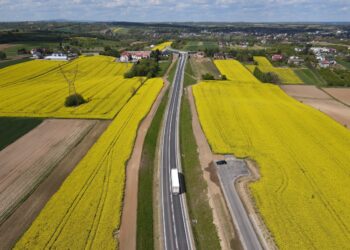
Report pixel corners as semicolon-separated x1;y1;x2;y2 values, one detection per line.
216;157;263;250
160;52;194;250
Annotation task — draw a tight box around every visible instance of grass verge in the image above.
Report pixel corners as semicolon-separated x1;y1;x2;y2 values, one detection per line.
167;57;178;83
136;89;169;250
0;117;43;151
179;58;221;249
184;58;197;87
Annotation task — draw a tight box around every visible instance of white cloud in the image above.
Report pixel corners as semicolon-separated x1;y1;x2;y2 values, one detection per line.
0;0;349;21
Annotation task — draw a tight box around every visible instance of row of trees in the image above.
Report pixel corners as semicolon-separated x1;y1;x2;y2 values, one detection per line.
253;67;280;84
124;49;168;78
100;46;120;57
124;59;160;78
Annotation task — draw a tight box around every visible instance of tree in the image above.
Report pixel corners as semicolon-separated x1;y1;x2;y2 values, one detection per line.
101;46;120;57
65;94;87;107
17;48;28;55
150;49;161;62
0;51;6;60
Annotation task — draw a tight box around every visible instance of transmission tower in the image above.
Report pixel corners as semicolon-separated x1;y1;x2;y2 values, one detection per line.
59;64;79;96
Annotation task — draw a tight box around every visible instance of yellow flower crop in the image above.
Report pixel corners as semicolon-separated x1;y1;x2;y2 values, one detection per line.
0;55;144;119
253;56;273;67
244;64;256;73
253;56;303;84
214;59;261;83
193;81;350;250
15;78;163;250
152;41;172;51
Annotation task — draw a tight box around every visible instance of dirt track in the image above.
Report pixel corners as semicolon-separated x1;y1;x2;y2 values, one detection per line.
118;56;177;250
323;88;350;106
0;119;109;250
282;85;350;128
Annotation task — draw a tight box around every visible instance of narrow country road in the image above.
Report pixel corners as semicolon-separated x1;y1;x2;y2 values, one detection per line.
160;52;194;250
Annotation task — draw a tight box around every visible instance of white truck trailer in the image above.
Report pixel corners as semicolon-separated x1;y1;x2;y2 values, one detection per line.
171;168;180;195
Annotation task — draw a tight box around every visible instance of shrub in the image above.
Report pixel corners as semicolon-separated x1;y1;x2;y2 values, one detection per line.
202;73;215;80
221;75;227;80
65;93;87;107
0;51;6;60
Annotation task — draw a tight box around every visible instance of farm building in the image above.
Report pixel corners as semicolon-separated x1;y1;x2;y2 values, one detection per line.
119;51;151;62
44;53;68;61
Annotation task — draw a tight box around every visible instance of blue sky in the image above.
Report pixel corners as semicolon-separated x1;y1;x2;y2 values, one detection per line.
0;0;349;22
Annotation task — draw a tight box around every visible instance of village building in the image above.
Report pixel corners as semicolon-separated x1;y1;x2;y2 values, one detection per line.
272;54;283;61
288;56;304;65
119;51;151;62
319;60;330;68
44;53;68;61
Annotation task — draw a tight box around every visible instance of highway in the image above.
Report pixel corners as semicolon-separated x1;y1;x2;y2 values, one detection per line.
215;157;263;250
160;52;194;250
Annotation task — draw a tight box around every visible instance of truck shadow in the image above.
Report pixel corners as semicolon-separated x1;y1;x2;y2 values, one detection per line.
179;172;186;194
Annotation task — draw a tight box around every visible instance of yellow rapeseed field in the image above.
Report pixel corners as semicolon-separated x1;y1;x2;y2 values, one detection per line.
214;59;261;83
152;41;172;51
253;56;273;67
193;81;350;250
0;55;147;119
253;56;303;84
15;78;163;250
244;64;256;73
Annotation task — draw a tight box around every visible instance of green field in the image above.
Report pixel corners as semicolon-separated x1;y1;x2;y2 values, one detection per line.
1;42;58;58
318;68;350;87
189;57;221;80
0;117;43;151
183;41;218;51
337;59;350;70
0;58;32;69
294;68;327;86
